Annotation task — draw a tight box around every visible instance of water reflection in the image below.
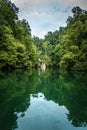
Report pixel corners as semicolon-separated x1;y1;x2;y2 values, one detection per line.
0;70;87;130
15;93;69;130
59;71;87;127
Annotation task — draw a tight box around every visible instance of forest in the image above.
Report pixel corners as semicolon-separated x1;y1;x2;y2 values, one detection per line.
0;0;87;71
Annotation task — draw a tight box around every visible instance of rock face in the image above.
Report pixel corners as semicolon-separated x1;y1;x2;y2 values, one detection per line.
38;58;46;71
40;63;46;71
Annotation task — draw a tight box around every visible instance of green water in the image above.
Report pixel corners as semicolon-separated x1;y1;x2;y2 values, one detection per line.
0;69;87;130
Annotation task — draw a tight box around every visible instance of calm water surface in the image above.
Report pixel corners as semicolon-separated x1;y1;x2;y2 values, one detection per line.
0;69;87;130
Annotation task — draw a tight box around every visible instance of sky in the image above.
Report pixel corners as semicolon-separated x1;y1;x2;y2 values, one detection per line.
11;0;87;38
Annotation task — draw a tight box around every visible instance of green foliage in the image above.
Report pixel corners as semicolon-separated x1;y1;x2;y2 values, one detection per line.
0;2;87;71
14;19;31;39
0;0;38;70
44;30;59;45
59;52;75;70
33;36;52;67
0;25;16;69
53;6;87;71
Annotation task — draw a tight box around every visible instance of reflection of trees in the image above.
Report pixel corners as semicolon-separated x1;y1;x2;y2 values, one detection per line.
0;70;33;130
0;70;87;129
56;71;87;127
0;69;56;130
34;70;87;127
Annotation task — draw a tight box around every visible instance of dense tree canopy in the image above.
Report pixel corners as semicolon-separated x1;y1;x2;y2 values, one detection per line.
0;0;38;69
33;6;87;71
0;1;87;71
54;6;87;71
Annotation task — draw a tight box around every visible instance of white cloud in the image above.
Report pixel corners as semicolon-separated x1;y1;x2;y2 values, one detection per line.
11;0;87;9
11;0;87;38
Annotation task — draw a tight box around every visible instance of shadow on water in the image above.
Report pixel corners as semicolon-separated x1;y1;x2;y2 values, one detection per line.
0;69;87;130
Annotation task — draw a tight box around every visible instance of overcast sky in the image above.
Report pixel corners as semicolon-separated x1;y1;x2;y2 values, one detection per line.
11;0;87;38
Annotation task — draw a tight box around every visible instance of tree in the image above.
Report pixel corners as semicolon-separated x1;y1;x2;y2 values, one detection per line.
0;0;38;69
53;7;87;71
44;30;59;45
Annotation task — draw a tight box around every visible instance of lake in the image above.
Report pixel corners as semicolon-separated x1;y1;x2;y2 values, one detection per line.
0;69;87;130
